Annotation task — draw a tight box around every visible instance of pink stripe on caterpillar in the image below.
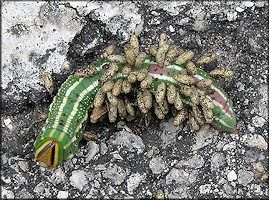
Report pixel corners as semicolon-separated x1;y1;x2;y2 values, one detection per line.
193;76;233;118
149;64;170;74
208;92;233;117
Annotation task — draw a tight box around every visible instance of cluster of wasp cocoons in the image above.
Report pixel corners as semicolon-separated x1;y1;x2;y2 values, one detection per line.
83;33;234;131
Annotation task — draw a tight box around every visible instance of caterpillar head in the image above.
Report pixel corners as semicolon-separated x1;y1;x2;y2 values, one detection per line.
35;139;62;169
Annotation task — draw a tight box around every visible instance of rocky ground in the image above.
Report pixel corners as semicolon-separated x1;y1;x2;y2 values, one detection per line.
1;1;268;199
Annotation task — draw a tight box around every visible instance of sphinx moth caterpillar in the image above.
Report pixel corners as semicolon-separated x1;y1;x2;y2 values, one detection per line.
34;34;236;169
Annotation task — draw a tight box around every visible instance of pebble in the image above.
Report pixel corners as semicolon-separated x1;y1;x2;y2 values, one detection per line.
160;117;183;133
126;173;145;194
17;189;34;199
227;11;237;22
166;168;188;184
149;156;166;174
18;160;28;172
252;116;266;127
169;25;175;32
34;181;51;197
1;153;8;165
156;189;165;199
100;142;108;155
107;185;118;195
236;6;245;13
85;141;99;163
146;189;153;196
211;153;225;171
112;153;123;160
199;184;211;194
243;1;254;7
166;186;188;199
166;168;197;185
102;164;128;185
236;81;245;91
253;162;264;173
57;191;69;199
69;170;88;190
61;60;70;70
108;130;145;154
1;176;11;184
192;125;215;150
49;168;66;185
176;154;205;169
85;187;99;199
4;118;13;130
238;169;254;186
247;134;268;150
1;187;14;199
160;129;178;149
178;17;189;26
227;170;237;181
223;141;236;151
223;183;235;196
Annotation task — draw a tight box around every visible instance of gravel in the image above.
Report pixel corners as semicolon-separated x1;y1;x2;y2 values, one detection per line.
1;1;268;199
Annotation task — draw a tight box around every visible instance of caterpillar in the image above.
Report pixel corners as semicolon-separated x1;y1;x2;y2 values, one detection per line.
34;34;236;169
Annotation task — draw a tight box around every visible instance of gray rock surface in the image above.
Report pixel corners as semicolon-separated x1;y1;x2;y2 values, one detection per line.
1;1;268;199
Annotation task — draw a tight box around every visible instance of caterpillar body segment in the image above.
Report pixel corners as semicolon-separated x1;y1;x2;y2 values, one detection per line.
35;39;236;168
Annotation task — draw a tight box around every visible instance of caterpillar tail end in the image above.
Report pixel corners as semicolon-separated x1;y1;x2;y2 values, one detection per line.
35;139;62;169
212;122;237;134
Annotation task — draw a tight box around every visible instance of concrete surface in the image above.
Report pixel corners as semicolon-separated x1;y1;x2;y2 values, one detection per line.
1;1;268;199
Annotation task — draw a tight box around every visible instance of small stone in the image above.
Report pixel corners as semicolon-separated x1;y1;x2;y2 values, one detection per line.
61;60;70;70
156;189;165;199
252;116;266;127
107;185;118;195
236;82;245;91
146;189;153;196
253;162;264;173
236;6;245;13
4;118;13;130
243;1;254;7
108;131;145;154
199;184;211;194
227;12;237;22
34;181;50;197
57;191;68;199
211;153;225;171
100;142;108;155
49;168;66;185
247;134;268;150
192;125;215;150
1;176;11;184
102;164;127;186
69;170;88;190
238;169;254;186
169;25;175;32
223;141;236;151
85;141;99;163
223;183;235;195
112;153;123;160
166;168;190;185
178;17;189;26
149;156;166;174
1;187;14;199
18;160;28;171
34;181;45;194
227;170;237;181
176;154;205;169
160;117;182;133
126;173;145;194
166;186;188;199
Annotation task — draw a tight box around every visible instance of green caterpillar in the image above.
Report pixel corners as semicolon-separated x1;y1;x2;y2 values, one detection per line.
34;54;236;168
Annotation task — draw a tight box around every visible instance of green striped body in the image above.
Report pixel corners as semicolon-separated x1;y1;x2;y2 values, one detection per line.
34;55;236;166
